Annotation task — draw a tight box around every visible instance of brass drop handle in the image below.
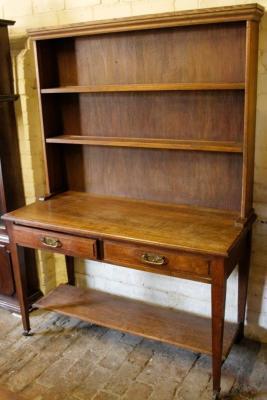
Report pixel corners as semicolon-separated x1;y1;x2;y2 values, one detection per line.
41;236;62;248
141;253;167;266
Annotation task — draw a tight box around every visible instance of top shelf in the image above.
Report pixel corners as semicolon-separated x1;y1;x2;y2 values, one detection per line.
27;4;264;40
41;83;245;94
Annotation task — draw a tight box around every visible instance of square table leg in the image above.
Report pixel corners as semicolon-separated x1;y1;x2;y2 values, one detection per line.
236;229;252;342
211;257;227;399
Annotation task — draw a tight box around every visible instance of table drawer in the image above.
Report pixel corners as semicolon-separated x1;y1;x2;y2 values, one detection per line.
104;241;210;279
12;225;97;260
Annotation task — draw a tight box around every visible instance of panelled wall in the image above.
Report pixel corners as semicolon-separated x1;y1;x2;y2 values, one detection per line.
0;0;266;342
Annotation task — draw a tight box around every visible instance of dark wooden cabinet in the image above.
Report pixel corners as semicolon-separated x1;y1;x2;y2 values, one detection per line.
0;19;41;312
2;5;264;399
0;243;14;296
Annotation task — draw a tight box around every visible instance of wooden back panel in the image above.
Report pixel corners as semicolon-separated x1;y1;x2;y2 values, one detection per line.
63;146;242;210
37;22;246;87
57;91;244;142
42;84;244;208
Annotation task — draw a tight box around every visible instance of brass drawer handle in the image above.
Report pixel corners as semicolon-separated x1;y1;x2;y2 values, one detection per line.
41;236;62;248
141;253;167;266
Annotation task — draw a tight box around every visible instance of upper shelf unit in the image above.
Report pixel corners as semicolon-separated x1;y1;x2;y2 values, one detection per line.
29;4;264;215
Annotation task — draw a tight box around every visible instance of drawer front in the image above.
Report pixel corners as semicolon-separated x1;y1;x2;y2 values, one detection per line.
104;241;210;279
12;225;97;260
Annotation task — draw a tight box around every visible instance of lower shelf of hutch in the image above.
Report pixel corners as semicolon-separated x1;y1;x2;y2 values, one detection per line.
34;283;238;359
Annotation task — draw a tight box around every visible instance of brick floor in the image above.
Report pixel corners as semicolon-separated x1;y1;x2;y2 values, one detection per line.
0;308;266;400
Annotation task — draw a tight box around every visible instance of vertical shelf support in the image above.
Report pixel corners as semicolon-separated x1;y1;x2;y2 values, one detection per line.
241;20;260;219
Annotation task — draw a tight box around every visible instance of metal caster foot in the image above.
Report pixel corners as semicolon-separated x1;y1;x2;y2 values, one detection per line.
22;330;33;337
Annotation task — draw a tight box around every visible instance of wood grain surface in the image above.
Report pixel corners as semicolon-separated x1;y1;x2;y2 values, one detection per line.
3;191;243;256
0;388;25;400
46;136;243;153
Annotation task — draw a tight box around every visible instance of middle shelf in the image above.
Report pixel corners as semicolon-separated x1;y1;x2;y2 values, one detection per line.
40;82;245;94
45;135;243;153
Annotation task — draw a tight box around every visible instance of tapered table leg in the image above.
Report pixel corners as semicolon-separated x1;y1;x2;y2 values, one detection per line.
211;257;227;399
236;229;252;342
6;221;31;335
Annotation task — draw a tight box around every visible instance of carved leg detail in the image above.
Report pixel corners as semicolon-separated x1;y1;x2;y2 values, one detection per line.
236;230;252;343
211;258;227;399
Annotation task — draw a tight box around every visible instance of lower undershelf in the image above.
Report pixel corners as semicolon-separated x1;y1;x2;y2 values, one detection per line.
35;284;237;359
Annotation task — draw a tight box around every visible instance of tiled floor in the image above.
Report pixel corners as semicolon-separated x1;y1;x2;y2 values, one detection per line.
0;308;266;400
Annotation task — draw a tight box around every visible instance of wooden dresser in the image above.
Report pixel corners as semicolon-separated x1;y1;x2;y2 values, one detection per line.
0;19;40;312
2;5;264;399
